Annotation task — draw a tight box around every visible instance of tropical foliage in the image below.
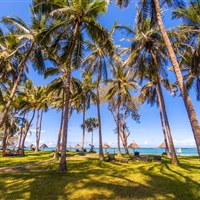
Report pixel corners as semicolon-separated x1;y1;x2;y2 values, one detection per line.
0;0;200;174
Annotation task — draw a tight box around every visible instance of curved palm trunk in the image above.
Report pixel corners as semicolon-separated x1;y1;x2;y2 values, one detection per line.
156;79;179;165
96;85;104;160
58;70;71;172
20;110;36;156
158;101;170;157
81;101;86;154
58;22;80;172
54;91;65;159
0;43;34;128
154;0;200;157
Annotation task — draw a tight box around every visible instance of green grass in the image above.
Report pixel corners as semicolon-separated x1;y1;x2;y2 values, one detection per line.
0;151;199;200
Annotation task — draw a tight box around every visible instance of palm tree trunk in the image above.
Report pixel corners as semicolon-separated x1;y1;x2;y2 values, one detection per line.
2;125;8;154
154;0;200;157
18;112;26;150
81;101;86;154
35;110;40;152
158;100;170;157
38;109;44;150
20;110;36;156
58;22;80;172
91;130;94;152
96;84;104;160
156;79;179;165
0;43;34;128
54;91;64;159
117;94;122;156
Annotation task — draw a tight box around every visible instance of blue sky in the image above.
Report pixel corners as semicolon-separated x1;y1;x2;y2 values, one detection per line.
0;0;198;148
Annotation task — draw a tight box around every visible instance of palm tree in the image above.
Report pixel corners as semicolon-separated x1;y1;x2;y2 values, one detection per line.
106;58;139;156
34;0;113;171
0;7;46;128
74;71;96;154
82;39;114;160
34;86;49;152
82;117;99;152
172;1;200;101
135;0;200;157
116;19;179;164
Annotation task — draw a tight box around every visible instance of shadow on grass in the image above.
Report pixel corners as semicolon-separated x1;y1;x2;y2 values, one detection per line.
0;156;199;200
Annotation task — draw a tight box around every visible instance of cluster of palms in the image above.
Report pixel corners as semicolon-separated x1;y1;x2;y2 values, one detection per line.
0;0;200;172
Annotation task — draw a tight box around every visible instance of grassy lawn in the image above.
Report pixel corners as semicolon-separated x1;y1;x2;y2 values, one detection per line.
0;151;199;200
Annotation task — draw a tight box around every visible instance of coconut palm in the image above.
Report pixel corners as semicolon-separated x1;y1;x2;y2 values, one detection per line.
135;0;200;157
116;19;179;164
106;58;139;156
82;38;114;160
74;71;96;154
33;0;113;170
0;7;47;128
172;1;200;101
82;117;99;152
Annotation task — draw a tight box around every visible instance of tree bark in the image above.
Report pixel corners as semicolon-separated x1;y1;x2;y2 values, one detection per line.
157;98;170;157
18;112;26;150
54;91;64;159
117;93;122;156
20;110;36;156
96;84;104;160
58;22;80;172
81;101;86;154
0;43;34;128
2;125;8;154
35;110;40;152
156;78;179;165
154;0;200;157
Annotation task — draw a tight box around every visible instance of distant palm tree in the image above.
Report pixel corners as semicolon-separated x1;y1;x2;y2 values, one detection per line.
106;58;139;156
82;117;99;152
74;71;96;154
82;39;114;160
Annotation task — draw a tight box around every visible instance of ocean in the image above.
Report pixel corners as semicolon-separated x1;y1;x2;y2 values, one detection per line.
37;147;198;156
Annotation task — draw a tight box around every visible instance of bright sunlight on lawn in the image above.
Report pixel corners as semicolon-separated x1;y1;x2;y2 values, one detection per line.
0;151;199;200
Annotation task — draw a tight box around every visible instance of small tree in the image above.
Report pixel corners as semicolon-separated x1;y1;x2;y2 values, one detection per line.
81;117;99;152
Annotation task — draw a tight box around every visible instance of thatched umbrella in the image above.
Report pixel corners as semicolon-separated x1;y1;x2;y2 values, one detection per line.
103;143;110;153
128;141;140;153
75;144;81;152
29;144;35;149
40;144;48;151
159;142;166;149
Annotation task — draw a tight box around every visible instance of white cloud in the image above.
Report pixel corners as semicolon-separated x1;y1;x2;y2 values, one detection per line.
173;139;195;146
30;129;46;133
144;140;149;145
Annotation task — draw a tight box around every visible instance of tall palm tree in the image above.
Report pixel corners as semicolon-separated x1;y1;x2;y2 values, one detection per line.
74;71;96;154
82;39;113;160
135;0;200;157
116;19;179;164
34;0;113;170
172;1;200;101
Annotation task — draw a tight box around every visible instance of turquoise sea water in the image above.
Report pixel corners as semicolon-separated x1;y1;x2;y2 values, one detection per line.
35;147;198;156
